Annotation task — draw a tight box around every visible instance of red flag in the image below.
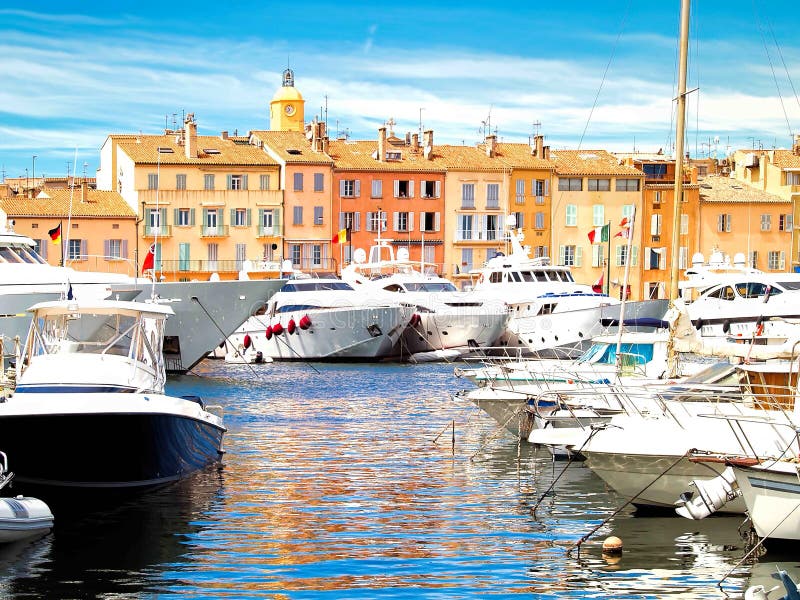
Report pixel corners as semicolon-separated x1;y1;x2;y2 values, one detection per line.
619;217;630;228
141;243;155;272
592;272;604;294
615;228;630;239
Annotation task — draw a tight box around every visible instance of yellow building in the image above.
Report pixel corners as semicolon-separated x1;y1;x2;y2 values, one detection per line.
549;150;644;298
731;140;800;270
96;114;282;280
1;181;136;274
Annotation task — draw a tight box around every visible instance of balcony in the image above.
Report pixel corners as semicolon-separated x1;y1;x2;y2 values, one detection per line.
256;226;278;238
791;185;800;196
453;229;501;242
201;225;229;238
141;225;172;238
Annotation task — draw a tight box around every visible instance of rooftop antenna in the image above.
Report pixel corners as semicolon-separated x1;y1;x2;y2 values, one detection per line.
0;165;4;183
82;162;88;180
481;105;493;138
172;113;178;130
419;107;424;138
324;95;328;131
385;117;396;136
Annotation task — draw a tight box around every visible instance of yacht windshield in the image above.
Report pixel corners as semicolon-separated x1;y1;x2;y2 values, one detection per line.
402;282;458;292
0;248;23;263
734;282;782;298
280;281;354;292
576;342;653;366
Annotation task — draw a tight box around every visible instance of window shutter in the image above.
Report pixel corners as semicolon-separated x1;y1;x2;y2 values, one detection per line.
273;209;281;230
544;179;549;196
218;209;224;226
435;181;441;198
408;212;414;232
575;246;582;267
788;214;794;232
781;251;786;270
631;245;639;266
122;240;128;258
247;209;252;226
394;180;400;197
393;212;399;231
650;214;659;235
644;247;651;270
242;174;248;190
339;180;346;196
230;208;236;224
434;212;441;232
202;208;208;227
366;212;374;232
173;208;179;223
659;249;666;270
190;208;196;226
80;239;87;259
103;240;110;258
558;245;565;265
338;212;345;230
226;174;232;190
409;181;414;198
39;241;47;260
160;208;167;224
354;180;361;197
354;212;360;232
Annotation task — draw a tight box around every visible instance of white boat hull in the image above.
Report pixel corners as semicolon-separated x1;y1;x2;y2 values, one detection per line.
734;462;800;540
0;496;53;542
400;311;508;355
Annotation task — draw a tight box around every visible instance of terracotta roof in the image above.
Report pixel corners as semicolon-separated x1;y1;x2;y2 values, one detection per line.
698;175;789;204
1;189;136;218
250;130;334;164
549;149;643;176
327;140;448;172
490;142;554;170
770;150;800;169
111;134;278;166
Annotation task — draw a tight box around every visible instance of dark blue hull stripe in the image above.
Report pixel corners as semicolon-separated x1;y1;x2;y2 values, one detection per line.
15;385;137;394
748;476;800;495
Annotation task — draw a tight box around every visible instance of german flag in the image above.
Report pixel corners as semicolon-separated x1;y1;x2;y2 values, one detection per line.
48;223;61;244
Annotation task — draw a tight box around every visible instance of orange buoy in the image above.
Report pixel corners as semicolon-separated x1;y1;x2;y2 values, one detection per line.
602;536;623;557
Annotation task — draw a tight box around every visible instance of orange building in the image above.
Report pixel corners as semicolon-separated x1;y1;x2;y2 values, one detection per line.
0;181;136;274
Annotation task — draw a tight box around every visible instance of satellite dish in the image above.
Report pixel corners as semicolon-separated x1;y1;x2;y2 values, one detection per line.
733;252;746;266
397;247;410;261
506;214;517;229
281;259;293;273
691;252;705;266
353;248;367;264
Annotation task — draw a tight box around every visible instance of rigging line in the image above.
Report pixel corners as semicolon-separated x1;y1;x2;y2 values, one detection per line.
576;0;632;150
752;0;793;138
766;16;800;114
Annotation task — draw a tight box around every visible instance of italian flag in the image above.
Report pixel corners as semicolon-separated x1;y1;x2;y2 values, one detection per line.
587;224;609;244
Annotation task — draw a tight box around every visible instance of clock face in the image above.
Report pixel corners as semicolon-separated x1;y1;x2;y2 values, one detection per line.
284;104;295;116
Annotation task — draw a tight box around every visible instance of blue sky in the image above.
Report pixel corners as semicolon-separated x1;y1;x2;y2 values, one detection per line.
2;1;799;180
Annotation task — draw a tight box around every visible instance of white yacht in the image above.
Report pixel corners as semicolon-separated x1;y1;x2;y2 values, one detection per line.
0;215;283;372
0;298;226;493
341;240;509;360
468;227;620;357
223;273;415;361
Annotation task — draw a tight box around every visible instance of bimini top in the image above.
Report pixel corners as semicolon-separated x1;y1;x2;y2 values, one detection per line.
27;299;175;319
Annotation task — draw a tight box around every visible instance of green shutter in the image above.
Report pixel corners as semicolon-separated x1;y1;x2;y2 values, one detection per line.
246;208;252;226
226;174;232;190
190;208;196;226
273;209;281;231
242;174;248;190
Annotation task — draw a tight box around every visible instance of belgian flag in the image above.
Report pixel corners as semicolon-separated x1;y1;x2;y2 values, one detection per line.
48;223;62;244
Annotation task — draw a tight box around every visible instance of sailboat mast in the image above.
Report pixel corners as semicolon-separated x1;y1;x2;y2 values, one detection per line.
669;0;691;301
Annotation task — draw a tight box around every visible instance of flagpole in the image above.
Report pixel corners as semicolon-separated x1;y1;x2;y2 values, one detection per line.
60;219;64;267
615;207;636;369
605;220;611;295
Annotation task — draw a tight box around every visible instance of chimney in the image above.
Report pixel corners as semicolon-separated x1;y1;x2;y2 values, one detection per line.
543;145;550;160
485;134;497;158
220;130;228;140
377;126;387;162
534;134;544;157
184;113;198;159
81;179;88;202
423;129;434;160
412;133;420;152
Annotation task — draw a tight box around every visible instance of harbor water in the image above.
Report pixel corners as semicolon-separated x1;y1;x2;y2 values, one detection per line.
0;360;796;598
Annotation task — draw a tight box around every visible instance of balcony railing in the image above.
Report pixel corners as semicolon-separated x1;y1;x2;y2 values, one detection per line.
256;226;278;238
201;225;229;238
142;225;172;238
453;229;501;242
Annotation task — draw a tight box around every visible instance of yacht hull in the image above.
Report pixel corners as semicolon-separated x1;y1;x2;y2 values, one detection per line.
0;394;226;493
734;462;800;540
401;311;507;355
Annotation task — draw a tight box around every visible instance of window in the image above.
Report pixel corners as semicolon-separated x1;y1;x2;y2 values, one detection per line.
68;239;85;261
207;243;218;271
515;179;525;204
646;247;666;270
421;212;439;233
643;164;667;179
260;209;275;235
787;173;800;185
559;245;580;267
205;208;219;233
653;191;662;204
680;214;688;235
179;243;190;271
147;208;162;233
460;248;473;272
511;211;524;229
780;214;793;232
314;206;324;226
367;211;387;233
312;244;322;267
260;174;270;190
717;214;732;232
768;250;786;270
458;214;473;240
761;214;772;231
371;179;382;198
340;179;359;198
340;211;360;232
290;244;301;266
394;180;414;198
461;183;475;208
591;244;604;268
228;174;244;190
749;251;758;269
533;245;548;258
615;245;638;267
534;179;545;197
588;178;610;191
293;206;303;225
679;246;688;269
234;208;247;227
592;204;604;227
293;172;303;191
105;239;124;260
650;214;662;236
235;243;247;270
485;214;499;240
395;211;411;232
616;178;640;191
176;174;186;190
314;173;324;192
147;173;158;190
421;180;439;198
535;212;545;229
559;178;582;191
565;204;577;227
204;174;215;190
622;204;635;220
486;183;500;208
177;208;191;226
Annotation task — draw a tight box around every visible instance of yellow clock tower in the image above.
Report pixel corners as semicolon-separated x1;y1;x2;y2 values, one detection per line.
269;68;305;132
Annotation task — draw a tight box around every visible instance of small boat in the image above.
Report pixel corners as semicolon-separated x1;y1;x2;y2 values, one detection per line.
0;451;53;543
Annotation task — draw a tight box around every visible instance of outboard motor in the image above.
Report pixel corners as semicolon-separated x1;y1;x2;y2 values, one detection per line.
674;466;740;520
